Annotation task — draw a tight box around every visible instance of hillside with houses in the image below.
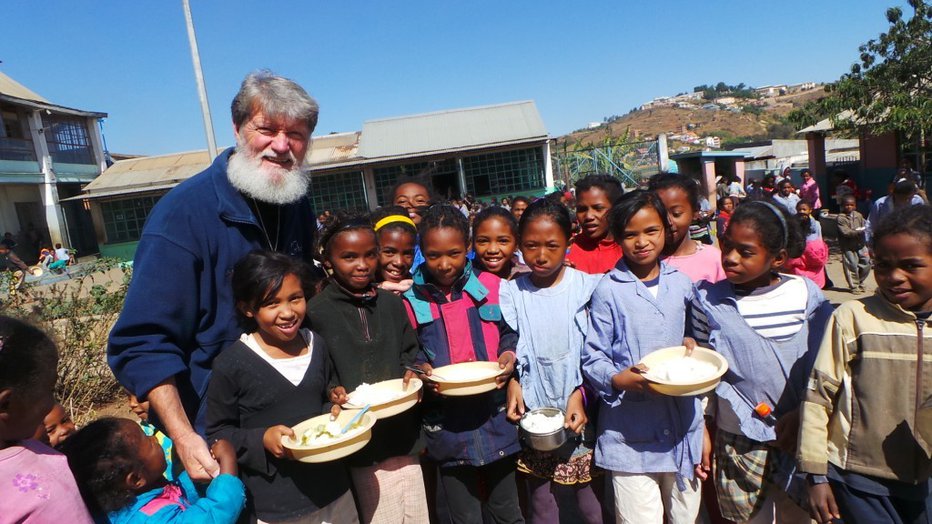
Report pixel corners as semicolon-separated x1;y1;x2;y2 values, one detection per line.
559;82;827;150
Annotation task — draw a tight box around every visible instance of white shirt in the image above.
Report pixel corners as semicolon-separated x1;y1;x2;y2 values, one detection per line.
242;329;313;386
55;247;69;260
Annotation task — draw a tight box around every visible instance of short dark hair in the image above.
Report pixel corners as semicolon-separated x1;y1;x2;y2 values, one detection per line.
386;178;433;207
418;204;470;248
729;201;805;258
871;204;932;252
841;194;857;205
519;198;573;240
608;190;672;243
473;207;519;238
893;179;918;196
60;417;144;514
648;172;700;211
511;196;531;208
574;174;625;205
0;315;58;395
318;212;377;259
232;250;315;331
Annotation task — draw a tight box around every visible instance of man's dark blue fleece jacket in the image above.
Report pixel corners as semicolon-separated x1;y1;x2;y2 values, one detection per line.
108;147;317;434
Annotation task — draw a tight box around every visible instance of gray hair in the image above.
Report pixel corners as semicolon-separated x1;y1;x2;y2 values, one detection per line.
231;70;319;133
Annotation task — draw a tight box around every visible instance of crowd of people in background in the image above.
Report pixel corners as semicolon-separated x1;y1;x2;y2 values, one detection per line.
1;69;930;524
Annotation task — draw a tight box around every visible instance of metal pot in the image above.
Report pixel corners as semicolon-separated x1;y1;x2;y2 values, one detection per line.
519;407;569;452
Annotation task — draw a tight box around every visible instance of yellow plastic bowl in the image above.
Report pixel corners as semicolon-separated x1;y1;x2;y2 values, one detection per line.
343;378;422;419
639;346;728;396
281;409;376;463
428;361;504;397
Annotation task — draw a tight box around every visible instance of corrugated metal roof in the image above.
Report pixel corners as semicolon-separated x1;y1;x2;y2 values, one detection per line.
357;100;547;159
307;131;360;166
0;71;48;102
0;71;106;118
79;149;216;196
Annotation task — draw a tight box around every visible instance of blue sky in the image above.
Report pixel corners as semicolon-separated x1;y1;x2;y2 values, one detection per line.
1;1;908;156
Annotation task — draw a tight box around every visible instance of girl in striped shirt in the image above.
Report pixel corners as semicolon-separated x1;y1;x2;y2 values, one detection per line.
691;201;834;524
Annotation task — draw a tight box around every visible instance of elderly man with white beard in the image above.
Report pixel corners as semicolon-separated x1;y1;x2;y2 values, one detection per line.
108;71;320;481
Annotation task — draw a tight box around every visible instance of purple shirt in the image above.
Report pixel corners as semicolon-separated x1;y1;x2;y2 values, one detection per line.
0;440;93;523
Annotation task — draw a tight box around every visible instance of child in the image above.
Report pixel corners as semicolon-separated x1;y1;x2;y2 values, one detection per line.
649;172;727;283
798;204;931;524
785;209;829;289
795;201;822;241
35;402;76;448
390;180;432;269
473;207;527;280
402;205;523;523
511;195;531;222
715;196;736;242
691;201;834;523
566;174;625;274
772;180;801;215
581;191;709;524
62;417;244;523
127;391;176;481
835;195;871;294
206;250;358;523
307;215;428;523
0;316;93;522
371;205;418;295
798;169;822;211
502;199;605;523
689;195;714;245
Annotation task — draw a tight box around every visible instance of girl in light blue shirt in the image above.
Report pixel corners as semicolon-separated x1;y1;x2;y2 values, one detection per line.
502;199;606;524
582;190;709;524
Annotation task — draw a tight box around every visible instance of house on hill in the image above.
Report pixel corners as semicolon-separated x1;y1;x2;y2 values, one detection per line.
0;71;106;261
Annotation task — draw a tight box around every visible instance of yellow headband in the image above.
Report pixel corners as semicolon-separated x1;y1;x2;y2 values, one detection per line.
374;214;416;232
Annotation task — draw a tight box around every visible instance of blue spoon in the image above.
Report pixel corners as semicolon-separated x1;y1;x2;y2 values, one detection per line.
341;404;371;434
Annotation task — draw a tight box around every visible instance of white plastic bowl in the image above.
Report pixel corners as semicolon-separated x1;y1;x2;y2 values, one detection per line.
281;409;376;463
639;346;728;396
428;361;504;396
344;378;422;419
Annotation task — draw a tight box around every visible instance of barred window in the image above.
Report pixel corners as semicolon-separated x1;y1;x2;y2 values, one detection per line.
463;148;545;197
101;196;161;243
309;171;368;213
372;159;458;206
42;115;94;165
0;105;36;162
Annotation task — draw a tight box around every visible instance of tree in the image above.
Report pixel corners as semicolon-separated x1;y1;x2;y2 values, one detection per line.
827;0;932;136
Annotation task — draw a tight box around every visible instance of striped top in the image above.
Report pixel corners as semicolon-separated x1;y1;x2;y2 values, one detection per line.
693;274;808;343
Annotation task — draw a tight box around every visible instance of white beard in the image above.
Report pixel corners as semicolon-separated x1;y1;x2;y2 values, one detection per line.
227;141;309;205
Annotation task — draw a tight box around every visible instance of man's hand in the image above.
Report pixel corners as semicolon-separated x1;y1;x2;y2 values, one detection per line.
807;483;840;524
564;389;587;434
496;351;517;388
773;409;800;453
506;378;525;423
210;439;238;477
263;425;295;459
695;423;712;481
329;386;348;406
402;369;417;390
175;431;221;480
611;364;652;394
148;380;219;481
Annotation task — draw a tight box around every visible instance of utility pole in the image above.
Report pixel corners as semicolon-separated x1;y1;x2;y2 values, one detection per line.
182;0;218;159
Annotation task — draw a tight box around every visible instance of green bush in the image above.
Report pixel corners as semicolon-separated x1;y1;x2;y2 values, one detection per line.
1;258;130;425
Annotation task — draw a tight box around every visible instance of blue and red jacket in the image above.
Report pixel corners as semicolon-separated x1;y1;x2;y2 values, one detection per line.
403;262;520;467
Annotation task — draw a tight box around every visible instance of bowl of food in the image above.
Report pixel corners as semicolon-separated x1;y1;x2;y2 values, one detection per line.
519;407;570;452
427;361;504;397
639;346;728;396
343;378;422;419
282;409;377;463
